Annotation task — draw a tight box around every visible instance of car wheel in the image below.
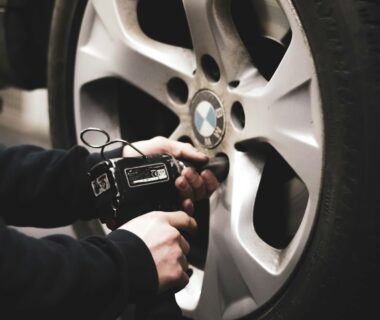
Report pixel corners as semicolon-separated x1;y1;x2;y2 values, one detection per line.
48;0;379;319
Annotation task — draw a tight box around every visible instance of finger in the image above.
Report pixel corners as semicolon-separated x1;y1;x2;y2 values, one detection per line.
183;168;207;200
201;170;219;196
179;235;190;255
177;271;190;291
162;211;197;233
175;176;194;200
181;198;194;216
168;141;208;162
178;254;189;271
161;271;190;293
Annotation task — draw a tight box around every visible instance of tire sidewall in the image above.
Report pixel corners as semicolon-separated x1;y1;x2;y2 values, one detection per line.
255;0;379;319
48;0;87;149
48;0;104;239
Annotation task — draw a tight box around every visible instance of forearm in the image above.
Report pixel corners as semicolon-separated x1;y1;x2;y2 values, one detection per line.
0;219;157;319
0;144;119;227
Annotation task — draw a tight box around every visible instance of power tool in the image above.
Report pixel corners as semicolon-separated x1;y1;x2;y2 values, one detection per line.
81;128;229;230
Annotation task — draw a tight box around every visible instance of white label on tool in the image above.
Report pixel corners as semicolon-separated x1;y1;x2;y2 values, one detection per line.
125;163;169;188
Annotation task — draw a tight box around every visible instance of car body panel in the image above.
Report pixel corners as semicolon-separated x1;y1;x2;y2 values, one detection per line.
0;0;54;89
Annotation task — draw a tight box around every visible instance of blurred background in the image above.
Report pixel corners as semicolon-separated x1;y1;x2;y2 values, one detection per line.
0;0;76;238
0;87;75;238
0;88;50;146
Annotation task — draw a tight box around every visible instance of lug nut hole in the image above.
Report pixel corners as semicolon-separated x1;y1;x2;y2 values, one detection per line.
231;101;245;130
229;80;240;88
178;135;194;145
201;55;221;82
167;78;189;104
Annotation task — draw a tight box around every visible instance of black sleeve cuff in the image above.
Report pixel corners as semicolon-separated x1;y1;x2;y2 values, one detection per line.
107;229;158;299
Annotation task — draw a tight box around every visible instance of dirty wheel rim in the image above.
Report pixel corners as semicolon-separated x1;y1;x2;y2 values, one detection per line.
73;0;323;318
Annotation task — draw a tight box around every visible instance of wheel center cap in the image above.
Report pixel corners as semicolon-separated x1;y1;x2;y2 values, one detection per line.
190;90;226;148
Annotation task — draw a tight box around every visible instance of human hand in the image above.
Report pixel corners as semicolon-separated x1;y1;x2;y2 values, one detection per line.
120;211;197;293
123;137;219;214
122;136;207;161
175;168;219;214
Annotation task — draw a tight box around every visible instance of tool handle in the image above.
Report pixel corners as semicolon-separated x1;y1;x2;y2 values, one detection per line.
196;154;229;182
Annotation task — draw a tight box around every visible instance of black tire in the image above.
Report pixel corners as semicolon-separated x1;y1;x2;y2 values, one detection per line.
48;0;380;319
48;0;103;239
253;1;380;319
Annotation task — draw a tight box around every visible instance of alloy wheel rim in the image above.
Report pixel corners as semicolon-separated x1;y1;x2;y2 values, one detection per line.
73;0;323;318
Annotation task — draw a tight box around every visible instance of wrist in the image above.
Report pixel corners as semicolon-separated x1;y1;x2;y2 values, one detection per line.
107;229;159;298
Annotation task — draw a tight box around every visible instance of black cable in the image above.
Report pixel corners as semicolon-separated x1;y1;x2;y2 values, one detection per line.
80;128;146;160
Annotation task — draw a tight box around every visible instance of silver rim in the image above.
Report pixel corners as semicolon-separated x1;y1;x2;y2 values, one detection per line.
74;0;323;319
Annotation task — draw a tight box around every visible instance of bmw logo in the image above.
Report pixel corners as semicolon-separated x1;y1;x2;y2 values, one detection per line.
190;90;225;148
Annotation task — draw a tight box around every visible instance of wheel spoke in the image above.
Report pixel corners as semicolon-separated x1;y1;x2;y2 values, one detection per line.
169;121;192;141
267;121;321;193
182;0;260;84
192;242;225;319
75;1;195;114
90;0;125;42
228;153;319;308
237;79;321;192
227;153;285;305
192;194;256;320
184;153;283;319
234;19;321;190
179;144;320;319
260;7;315;106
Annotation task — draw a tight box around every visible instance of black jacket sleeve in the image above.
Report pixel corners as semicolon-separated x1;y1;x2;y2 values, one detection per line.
0;144;119;227
0;144;160;319
0;219;158;319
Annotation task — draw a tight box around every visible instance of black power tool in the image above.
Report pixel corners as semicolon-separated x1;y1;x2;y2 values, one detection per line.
81;128;229;230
